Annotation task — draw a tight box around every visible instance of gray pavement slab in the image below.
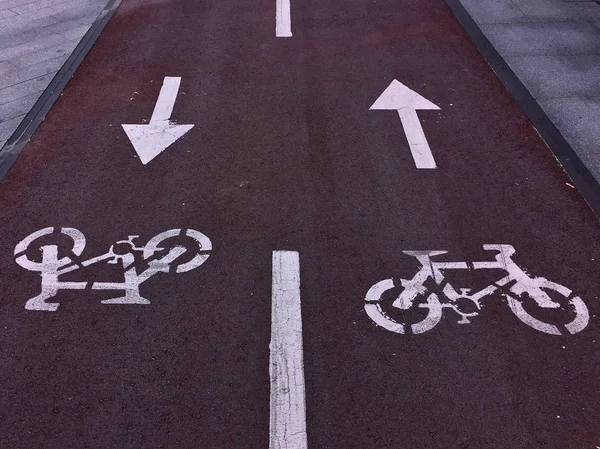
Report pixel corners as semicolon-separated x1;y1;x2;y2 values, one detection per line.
539;96;600;180
0;0;36;8
505;54;600;99
482;21;600;55
58;24;91;40
45;14;97;35
457;0;529;24
0;10;59;29
0;8;15;19
0;0;99;24
51;3;107;22
0;57;65;90
0;115;25;143
0;73;56;106
572;2;600;28
0;33;68;60
0;61;12;74
0;0;101;36
11;0;93;14
511;0;585;21
0;94;39;122
6;38;80;69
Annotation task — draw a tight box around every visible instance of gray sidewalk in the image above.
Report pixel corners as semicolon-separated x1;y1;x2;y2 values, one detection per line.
0;0;108;148
459;0;600;182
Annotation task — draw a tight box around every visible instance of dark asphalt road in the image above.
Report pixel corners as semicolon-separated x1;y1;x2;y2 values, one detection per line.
0;0;599;448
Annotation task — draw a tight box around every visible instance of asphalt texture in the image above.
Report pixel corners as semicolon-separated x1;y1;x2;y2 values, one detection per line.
0;0;599;448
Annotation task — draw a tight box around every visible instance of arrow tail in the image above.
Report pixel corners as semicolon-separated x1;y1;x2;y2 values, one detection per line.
398;108;437;169
150;77;181;123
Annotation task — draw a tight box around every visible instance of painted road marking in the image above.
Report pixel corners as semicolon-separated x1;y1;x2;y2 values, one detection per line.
276;0;292;37
14;228;212;311
370;79;440;169
364;245;589;335
122;76;194;165
270;251;307;449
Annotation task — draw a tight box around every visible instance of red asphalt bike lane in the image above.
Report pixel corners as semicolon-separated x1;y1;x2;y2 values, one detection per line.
0;0;599;448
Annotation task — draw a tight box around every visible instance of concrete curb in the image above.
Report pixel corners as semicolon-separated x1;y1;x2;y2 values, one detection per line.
446;0;600;219
0;0;122;181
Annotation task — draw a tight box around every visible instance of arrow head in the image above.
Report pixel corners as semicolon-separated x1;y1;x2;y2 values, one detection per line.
370;80;440;111
122;122;194;165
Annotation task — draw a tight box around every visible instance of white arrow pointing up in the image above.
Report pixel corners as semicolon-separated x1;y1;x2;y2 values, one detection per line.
122;76;194;165
370;80;440;169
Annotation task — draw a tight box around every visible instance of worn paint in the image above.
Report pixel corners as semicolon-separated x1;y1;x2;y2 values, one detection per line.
270;251;307;449
14;228;211;310
122;76;194;164
365;245;589;335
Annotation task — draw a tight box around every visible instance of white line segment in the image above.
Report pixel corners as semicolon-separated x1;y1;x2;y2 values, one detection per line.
270;251;307;449
276;0;292;37
150;77;181;123
397;108;436;169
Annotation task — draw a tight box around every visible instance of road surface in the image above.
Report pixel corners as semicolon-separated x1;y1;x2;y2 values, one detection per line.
0;0;599;448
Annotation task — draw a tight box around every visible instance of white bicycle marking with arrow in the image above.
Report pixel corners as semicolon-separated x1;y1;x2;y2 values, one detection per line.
14;227;212;311
365;244;589;335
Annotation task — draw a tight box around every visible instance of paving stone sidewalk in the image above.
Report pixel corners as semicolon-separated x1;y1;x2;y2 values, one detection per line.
0;0;108;148
459;0;600;183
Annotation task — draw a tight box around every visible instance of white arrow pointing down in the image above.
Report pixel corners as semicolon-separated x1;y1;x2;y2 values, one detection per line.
122;76;194;165
370;79;440;169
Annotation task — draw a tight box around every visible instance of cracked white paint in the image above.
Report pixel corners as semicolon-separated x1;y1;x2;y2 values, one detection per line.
15;227;212;311
122;76;194;164
270;251;307;449
364;245;590;335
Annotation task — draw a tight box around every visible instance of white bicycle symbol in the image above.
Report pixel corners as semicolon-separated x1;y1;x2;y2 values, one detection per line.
14;227;212;311
364;244;589;335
